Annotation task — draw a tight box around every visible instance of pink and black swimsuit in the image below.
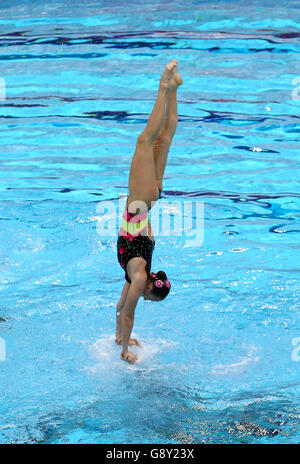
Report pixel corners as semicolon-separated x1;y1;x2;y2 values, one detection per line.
117;190;161;283
117;208;155;284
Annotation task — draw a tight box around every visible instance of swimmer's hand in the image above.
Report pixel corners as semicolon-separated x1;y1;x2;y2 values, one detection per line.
115;337;141;347
121;351;138;364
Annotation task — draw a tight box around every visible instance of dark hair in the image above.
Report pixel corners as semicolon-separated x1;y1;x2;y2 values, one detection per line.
150;270;171;300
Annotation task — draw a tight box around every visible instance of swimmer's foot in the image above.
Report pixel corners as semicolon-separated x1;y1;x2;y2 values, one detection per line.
160;59;183;90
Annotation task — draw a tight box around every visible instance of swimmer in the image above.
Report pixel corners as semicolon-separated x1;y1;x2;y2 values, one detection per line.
115;59;183;364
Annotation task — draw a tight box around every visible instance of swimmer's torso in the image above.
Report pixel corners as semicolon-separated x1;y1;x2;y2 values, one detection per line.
117;202;155;283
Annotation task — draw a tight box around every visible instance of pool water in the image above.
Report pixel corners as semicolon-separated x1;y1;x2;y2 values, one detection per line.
0;0;300;444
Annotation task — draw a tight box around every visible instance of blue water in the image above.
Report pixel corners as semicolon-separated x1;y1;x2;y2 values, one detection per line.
0;0;300;444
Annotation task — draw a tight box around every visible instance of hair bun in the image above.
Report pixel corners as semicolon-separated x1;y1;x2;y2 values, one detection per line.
151;270;171;300
156;270;167;280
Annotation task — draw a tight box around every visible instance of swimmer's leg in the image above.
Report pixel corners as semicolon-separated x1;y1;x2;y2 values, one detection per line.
128;60;180;210
153;86;180;192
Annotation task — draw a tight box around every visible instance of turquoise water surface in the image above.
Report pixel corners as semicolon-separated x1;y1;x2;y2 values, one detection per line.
0;0;300;444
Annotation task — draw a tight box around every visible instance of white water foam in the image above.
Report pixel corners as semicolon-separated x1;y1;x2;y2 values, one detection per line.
210;347;260;376
88;334;178;374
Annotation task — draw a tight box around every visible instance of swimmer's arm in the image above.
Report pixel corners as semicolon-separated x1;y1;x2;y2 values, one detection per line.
115;281;130;342
121;278;144;359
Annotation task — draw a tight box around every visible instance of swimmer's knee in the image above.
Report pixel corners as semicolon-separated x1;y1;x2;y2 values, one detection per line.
137;131;151;146
156;132;172;146
137;130;156;146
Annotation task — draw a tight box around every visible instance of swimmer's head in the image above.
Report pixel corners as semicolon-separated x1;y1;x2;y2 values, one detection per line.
143;271;171;301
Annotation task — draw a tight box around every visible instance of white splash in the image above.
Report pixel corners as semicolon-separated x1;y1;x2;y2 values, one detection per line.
88;334;177;374
210;348;260;375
